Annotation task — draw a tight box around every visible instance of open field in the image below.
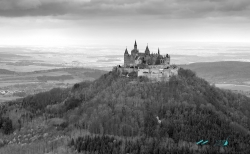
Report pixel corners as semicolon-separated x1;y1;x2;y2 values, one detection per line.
180;61;250;85
0;68;107;102
215;84;250;91
0;49;108;102
180;61;250;96
0;96;22;103
215;84;250;97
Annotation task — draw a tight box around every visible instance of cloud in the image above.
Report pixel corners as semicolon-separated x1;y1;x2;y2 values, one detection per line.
0;0;41;10
0;0;249;19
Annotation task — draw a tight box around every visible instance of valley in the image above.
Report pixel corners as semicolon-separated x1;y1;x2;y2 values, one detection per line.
0;68;107;103
180;61;250;97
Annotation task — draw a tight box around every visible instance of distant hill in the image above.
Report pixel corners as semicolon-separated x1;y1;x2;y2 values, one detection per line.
0;69;15;75
33;67;108;80
1;68;250;153
180;61;250;84
37;75;74;81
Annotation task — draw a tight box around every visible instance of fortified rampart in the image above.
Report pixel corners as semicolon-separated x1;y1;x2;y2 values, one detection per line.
113;65;179;82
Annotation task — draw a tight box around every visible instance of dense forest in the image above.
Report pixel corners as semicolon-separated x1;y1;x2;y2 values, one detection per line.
1;67;250;153
0;116;13;135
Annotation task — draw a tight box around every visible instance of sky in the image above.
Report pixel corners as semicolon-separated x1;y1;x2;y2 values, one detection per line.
0;0;250;47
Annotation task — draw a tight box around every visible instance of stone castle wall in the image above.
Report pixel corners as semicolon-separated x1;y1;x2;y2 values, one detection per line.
170;68;178;76
115;67;135;74
138;67;171;81
165;57;170;65
148;64;169;69
113;65;179;81
113;65;178;82
125;55;170;67
124;55;135;67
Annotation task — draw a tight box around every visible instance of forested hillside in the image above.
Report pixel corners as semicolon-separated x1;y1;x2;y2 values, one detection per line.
1;68;250;153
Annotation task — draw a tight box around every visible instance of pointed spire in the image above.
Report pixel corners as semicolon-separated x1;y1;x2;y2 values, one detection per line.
134;40;137;50
145;43;150;55
124;47;128;54
158;48;160;55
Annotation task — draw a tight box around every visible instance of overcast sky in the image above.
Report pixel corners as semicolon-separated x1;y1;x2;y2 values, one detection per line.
0;0;250;47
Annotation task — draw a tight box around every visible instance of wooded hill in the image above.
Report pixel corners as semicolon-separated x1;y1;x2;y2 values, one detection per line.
1;68;250;153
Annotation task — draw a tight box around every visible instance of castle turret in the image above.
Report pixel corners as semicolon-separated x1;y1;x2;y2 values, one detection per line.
131;40;139;57
145;44;150;55
124;47;130;67
164;54;170;65
134;40;137;50
124;47;128;55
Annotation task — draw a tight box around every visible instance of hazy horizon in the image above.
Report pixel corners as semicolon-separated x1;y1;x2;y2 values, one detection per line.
1;42;250;72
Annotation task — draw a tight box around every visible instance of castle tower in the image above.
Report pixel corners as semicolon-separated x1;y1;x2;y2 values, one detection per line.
145;44;150;55
124;47;128;55
131;40;139;57
134;40;137;50
164;54;170;65
124;47;129;67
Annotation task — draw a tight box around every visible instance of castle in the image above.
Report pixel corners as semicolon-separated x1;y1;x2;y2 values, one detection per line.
124;40;170;68
114;41;178;81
